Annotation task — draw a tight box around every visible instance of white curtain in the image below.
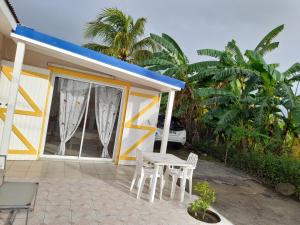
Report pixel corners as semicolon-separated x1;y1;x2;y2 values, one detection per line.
95;86;121;158
58;78;89;155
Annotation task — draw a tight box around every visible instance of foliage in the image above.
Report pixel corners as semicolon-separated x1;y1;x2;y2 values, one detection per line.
229;151;300;196
84;8;156;63
194;24;300;156
140;33;207;142
189;182;216;219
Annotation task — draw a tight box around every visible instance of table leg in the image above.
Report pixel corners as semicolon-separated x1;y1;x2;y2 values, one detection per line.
149;164;159;203
180;167;187;202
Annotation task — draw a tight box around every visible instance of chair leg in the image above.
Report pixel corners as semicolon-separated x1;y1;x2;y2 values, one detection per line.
170;175;178;199
137;175;146;199
159;175;164;200
189;177;193;198
164;167;170;187
25;209;29;225
147;177;152;193
130;172;137;192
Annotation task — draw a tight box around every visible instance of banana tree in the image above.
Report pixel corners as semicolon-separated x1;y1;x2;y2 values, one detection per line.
196;25;300;155
139;33;218;143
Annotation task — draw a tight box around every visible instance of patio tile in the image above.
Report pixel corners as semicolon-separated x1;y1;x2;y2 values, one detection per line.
2;160;213;225
96;215;128;225
43;209;71;225
27;215;45;225
5;170;27;178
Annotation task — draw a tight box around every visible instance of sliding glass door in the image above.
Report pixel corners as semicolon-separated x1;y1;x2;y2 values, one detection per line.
80;85;120;158
44;76;122;159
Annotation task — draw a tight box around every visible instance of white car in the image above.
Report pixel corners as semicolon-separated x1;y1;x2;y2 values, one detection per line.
155;115;186;146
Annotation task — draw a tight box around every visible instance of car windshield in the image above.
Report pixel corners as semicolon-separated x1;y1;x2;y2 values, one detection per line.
157;115;184;131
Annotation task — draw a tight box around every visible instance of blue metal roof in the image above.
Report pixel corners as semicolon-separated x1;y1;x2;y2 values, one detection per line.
13;25;185;89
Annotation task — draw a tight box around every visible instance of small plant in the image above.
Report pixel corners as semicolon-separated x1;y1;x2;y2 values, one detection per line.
189;181;216;220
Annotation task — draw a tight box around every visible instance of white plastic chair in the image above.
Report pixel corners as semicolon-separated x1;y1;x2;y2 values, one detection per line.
166;153;198;199
130;150;165;200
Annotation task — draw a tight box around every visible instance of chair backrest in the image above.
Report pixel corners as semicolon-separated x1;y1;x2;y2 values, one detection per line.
0;155;6;185
187;153;198;169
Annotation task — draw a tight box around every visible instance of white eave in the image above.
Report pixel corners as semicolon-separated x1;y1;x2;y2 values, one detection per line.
11;32;184;92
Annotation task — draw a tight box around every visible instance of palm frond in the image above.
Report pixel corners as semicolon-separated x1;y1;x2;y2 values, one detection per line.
163;68;178;76
197;49;223;58
189;61;220;72
98;8;130;32
279;83;295;108
150;33;180;56
201;96;232;106
83;43;110;53
133;37;157;51
197;87;235;98
162;33;188;62
139;58;174;67
288;74;300;82
84;22;116;44
217;109;239;128
190;68;219;82
284;63;300;77
212;68;258;81
268;63;280;69
226;40;245;65
255;24;284;51
258;42;279;56
254;98;269;129
130;17;146;39
146;64;171;72
131;50;153;63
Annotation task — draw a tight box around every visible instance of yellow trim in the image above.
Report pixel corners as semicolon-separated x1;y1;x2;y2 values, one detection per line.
2;66;49;80
119;91;159;161
0;108;42;117
0;113;36;155
2;67;43;117
21;69;49;80
48;66;131;87
115;86;130;165
121;156;136;161
0;66;49;155
130;92;158;99
37;79;51;159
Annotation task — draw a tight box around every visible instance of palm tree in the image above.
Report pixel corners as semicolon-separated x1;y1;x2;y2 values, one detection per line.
84;8;156;63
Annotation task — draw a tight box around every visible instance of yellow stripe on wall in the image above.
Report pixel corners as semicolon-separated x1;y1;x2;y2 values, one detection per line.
48;66;131;87
2;66;43;117
119;91;159;161
0;66;49;155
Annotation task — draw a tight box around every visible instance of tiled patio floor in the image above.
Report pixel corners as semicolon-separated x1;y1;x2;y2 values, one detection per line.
2;159;202;225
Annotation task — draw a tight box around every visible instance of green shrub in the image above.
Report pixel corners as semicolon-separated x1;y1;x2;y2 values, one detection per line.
189;182;216;219
229;151;300;195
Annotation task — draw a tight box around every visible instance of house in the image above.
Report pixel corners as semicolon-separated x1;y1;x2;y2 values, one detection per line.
0;0;185;165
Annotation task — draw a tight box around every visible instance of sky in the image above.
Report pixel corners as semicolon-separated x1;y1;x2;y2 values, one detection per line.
10;0;300;71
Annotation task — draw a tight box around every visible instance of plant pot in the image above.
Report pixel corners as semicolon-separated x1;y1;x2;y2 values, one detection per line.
188;207;221;224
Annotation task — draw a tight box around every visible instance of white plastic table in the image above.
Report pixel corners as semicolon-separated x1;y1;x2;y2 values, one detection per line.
143;152;191;203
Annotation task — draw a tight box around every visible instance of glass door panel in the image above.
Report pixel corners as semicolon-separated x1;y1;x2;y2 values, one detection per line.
44;77;89;157
80;84;121;159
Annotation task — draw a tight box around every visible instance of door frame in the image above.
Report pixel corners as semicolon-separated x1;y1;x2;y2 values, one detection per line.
39;66;131;162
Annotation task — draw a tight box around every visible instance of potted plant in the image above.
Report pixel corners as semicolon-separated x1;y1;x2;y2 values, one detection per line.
187;181;221;223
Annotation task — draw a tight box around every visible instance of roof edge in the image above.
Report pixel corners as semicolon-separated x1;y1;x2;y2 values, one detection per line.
13;25;185;90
